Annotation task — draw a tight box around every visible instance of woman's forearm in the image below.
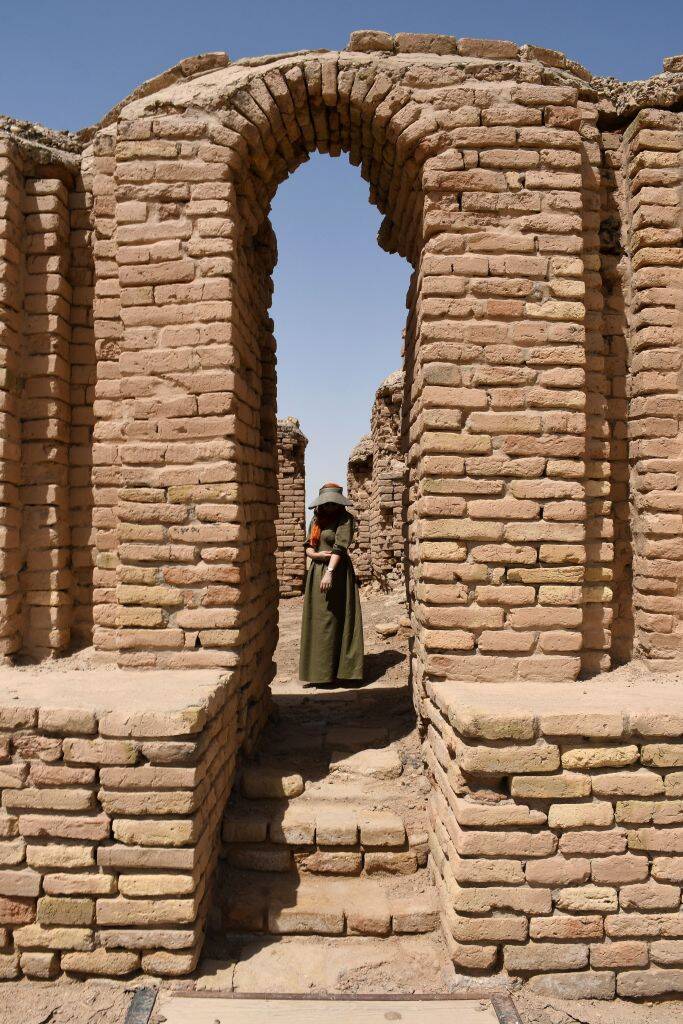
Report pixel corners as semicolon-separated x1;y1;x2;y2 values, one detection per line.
306;547;331;563
320;551;342;592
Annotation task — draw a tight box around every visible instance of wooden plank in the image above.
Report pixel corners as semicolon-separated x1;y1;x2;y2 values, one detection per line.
157;993;501;1024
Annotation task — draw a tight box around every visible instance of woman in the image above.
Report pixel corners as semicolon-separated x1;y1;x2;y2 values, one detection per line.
299;483;364;685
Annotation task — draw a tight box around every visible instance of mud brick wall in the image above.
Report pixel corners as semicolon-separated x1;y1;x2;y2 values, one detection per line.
621;110;683;669
423;681;683;999
2;34;683;991
347;435;374;583
0;133;94;660
348;371;406;589
2;37;682;686
68;160;97;649
0;673;234;980
370;370;406;587
275;417;307;597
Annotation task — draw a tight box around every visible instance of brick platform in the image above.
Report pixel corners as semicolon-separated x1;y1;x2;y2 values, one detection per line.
0;669;234;979
423;676;683;998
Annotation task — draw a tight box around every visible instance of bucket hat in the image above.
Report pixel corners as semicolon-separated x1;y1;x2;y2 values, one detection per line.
308;483;351;509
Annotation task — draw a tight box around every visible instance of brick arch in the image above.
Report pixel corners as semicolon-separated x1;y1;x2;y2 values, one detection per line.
105;53;448;746
71;36;683;723
85;40;620;715
220;52;437;263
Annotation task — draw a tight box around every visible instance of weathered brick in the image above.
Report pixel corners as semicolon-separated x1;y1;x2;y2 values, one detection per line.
617;968;683;997
457;738;560;775
61;948;140;976
548;801;614;830
526;855;590;886
511;772;590;800
38;896;95;926
591;853;649;886
619;879;681;912
525;971;615;999
505;942;589;972
555;885;618;914
561;746;639;770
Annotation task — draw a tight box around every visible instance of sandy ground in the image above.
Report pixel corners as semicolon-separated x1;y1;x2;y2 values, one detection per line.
0;979;135;1024
2;587;682;1021
514;991;683;1024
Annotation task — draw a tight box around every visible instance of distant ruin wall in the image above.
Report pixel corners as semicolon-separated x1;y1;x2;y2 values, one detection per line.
347;435;374;584
275;418;307;597
348;371;406;589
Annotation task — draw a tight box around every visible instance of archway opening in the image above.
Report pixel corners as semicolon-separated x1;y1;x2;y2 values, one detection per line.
209;151;445;984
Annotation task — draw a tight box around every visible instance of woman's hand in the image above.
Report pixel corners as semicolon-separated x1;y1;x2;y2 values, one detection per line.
320;569;334;593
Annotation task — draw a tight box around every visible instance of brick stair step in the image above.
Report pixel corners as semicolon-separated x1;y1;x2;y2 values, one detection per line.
359;810;406;847
295;849;363;875
324;724;390;750
224;844;418;877
222;807;270;843
329;747;403;780
219;870;438;937
242;766;305;799
224;803;407;851
224;844;293;873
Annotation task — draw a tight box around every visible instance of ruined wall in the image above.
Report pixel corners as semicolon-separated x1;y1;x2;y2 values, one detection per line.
348;370;406;588
622;110;683;670
370;370;406;587
1;34;683;991
0;129;94;662
347;435;374;583
275;417;307;597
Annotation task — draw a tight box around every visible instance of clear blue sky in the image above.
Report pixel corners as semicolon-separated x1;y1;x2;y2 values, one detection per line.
2;1;681;501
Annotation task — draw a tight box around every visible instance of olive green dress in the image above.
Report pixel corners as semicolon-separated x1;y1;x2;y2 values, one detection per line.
299;511;364;683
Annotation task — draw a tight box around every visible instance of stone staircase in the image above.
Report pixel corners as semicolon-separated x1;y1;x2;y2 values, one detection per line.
209;679;441;945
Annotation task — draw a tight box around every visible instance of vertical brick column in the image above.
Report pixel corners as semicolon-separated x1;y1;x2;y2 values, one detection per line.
0;138;24;659
412;81;592;686
347;373;406;590
580;100;617;676
108;109;277;756
19;178;73;657
90;131;122;659
275;417;307;597
623;110;683;668
601;130;633;664
68;164;97;647
113;116;218;667
347;436;373;583
370;370;406;588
